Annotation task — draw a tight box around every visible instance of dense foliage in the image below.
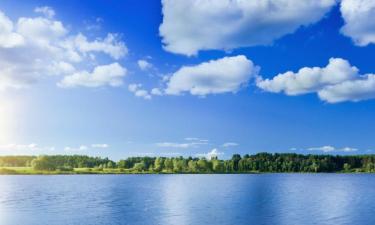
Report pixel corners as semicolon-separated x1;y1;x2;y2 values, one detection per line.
0;156;35;167
1;153;375;173
29;155;114;171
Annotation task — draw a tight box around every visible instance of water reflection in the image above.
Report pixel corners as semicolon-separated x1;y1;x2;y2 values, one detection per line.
160;175;191;225
272;174;351;225
1;174;375;225
0;185;9;224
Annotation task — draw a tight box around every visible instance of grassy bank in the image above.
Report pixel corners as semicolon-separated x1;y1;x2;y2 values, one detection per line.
0;167;135;175
0;167;262;175
2;153;375;174
0;166;364;175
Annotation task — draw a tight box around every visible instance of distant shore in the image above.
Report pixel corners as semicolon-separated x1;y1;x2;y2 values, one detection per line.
0;167;370;175
1;153;375;174
0;167;262;175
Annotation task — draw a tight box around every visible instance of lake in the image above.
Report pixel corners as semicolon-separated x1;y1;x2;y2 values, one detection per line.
0;174;374;225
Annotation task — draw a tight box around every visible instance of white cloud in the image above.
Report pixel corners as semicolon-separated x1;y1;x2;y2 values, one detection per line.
196;148;223;159
137;59;153;71
17;16;68;47
156;139;208;149
0;8;128;90
72;33;127;60
257;58;375;103
341;147;358;152
134;90;151;100
0;12;25;48
307;145;358;153
64;145;88;152
156;142;193;148
318;73;375;103
160;0;336;55
64;144;109;152
184;137;208;142
0;143;55;154
308;145;336;152
128;83;139;92
34;6;55;18
257;58;358;95
85;17;103;31
91;144;109;148
128;83;152;100
165;55;258;96
151;88;163;96
58;63;127;88
222;142;239;148
184;137;199;141
340;0;375;46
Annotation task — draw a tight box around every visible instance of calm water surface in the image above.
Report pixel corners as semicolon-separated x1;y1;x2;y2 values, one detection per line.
0;174;374;225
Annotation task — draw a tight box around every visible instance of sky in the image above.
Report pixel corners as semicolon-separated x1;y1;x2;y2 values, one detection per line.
0;0;375;160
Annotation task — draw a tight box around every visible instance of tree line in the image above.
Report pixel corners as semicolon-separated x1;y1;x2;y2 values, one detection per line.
0;156;36;167
1;153;375;173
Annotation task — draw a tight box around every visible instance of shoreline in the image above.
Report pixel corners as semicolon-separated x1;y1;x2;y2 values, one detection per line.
0;168;372;175
2;153;375;174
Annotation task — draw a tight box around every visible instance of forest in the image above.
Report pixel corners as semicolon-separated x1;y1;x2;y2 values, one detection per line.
1;153;375;174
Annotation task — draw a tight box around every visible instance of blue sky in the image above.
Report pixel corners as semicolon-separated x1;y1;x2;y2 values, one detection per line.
1;0;375;159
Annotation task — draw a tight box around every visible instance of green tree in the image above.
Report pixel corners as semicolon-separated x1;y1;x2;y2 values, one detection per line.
31;156;57;171
197;158;209;172
164;158;173;171
212;160;224;172
231;154;242;171
133;162;146;172
188;160;197;173
154;157;164;172
343;163;351;172
107;161;115;168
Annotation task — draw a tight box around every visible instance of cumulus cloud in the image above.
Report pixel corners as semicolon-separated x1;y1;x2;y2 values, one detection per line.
0;12;25;48
0;8;128;90
257;58;358;95
165;55;258;96
308;145;335;152
196;148;223;159
58;63;127;88
308;145;358;153
340;0;375;46
34;6;55;18
17;16;68;48
318;74;375;103
137;59;153;71
257;58;375;103
72;33;127;60
222;142;239;148
151;88;163;96
128;83;152;100
160;0;336;55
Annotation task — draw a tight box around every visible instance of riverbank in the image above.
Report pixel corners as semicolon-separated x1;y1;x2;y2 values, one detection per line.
0;167;159;175
2;153;374;174
0;167;366;175
0;167;262;175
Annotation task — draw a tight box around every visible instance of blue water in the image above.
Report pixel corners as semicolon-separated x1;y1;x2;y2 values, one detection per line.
0;174;374;225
